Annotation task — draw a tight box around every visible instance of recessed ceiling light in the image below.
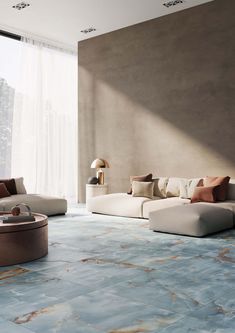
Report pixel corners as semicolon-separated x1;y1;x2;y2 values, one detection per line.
80;27;96;34
163;0;184;8
12;2;30;10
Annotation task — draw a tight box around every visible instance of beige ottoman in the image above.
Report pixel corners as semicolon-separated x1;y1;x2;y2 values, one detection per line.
149;203;234;237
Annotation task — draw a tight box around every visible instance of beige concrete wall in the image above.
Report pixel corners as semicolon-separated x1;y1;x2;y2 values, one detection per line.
78;0;235;202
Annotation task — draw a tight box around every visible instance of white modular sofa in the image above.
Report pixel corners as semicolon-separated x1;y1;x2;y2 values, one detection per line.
87;177;235;236
87;177;235;219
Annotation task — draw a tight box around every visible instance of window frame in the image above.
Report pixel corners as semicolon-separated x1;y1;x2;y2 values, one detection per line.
0;30;21;41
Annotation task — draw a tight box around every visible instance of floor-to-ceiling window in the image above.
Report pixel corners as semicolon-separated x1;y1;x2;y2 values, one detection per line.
0;34;21;177
0;33;77;201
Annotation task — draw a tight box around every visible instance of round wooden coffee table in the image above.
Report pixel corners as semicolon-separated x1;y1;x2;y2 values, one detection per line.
0;212;48;266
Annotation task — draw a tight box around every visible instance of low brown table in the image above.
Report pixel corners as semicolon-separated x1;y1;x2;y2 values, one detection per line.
0;212;48;266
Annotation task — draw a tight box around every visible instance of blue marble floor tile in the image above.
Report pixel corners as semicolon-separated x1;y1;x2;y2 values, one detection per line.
66;291;182;332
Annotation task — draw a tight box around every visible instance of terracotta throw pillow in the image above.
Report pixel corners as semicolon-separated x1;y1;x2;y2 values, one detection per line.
203;176;230;201
0;183;11;198
127;173;153;195
0;178;17;195
191;185;220;203
132;181;154;199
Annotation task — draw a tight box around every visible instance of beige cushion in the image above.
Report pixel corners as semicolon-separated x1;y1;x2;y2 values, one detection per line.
0;194;67;216
14;177;27;194
179;178;203;199
153;177;169;198
149;203;233;237
87;193;151;218
166;178;181;197
132;181;154;199
143;197;190;219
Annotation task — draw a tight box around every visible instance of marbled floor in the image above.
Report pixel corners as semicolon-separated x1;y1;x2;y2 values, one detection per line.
1;206;235;333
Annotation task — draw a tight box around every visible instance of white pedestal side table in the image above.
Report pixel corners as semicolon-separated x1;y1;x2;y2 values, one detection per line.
86;184;108;205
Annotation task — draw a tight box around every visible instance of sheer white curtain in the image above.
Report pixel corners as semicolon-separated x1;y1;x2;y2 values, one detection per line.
11;38;77;200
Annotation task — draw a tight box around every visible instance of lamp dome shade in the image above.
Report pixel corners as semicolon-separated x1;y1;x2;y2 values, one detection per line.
90;158;110;169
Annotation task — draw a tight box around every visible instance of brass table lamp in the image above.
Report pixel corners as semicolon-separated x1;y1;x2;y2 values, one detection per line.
90;158;110;185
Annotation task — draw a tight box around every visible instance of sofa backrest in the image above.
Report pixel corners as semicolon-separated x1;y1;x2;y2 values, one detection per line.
153;177;202;199
153;177;235;200
153;178;168;198
228;179;235;200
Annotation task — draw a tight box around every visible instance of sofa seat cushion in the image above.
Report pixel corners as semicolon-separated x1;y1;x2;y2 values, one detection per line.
87;193;153;218
0;194;67;216
195;201;235;225
143;197;190;219
149;203;233;237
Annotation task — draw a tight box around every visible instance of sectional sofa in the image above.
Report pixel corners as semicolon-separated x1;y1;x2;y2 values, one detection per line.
0;177;67;216
87;177;235;236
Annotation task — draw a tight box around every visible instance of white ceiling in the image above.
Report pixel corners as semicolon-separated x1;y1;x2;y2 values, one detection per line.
0;0;214;51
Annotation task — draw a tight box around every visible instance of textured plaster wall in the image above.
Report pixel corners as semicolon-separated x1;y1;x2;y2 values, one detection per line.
78;0;235;202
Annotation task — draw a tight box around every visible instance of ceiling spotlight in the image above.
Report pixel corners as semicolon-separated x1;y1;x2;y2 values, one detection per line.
163;0;184;8
12;2;30;10
81;27;96;34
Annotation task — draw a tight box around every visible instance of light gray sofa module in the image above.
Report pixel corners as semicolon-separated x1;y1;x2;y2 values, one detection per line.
142;197;190;219
0;194;67;216
86;193;152;218
149;204;234;237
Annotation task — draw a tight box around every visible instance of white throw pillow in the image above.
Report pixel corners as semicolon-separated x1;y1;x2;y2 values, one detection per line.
166;178;181;197
14;177;27;194
179;178;203;199
153;177;169;198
